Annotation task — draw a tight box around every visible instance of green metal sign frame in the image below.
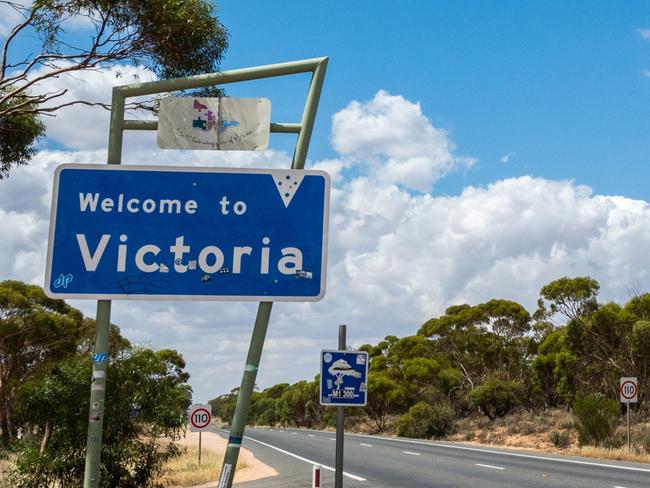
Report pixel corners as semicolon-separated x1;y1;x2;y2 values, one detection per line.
82;56;328;488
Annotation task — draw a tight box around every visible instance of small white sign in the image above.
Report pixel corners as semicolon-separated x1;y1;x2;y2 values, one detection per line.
620;377;638;403
157;97;271;151
189;403;212;431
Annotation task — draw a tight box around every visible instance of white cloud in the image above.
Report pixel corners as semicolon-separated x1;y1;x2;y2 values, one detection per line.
500;152;516;164
638;28;650;40
331;90;475;192
2;85;650;402
0;1;31;37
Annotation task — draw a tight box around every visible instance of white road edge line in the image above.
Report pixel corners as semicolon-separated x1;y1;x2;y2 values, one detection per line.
346;433;650;473
360;443;373;447
222;430;367;482
613;486;629;488
475;463;505;470
402;451;421;456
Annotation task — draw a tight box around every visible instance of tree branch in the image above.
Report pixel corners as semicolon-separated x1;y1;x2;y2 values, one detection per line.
1;3;37;79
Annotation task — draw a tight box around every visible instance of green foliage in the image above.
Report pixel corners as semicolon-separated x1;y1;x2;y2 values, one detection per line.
396;401;455;439
364;373;411;432
469;377;522;420
548;430;571;448
0;91;45;178
572;394;620;446
0;280;83;446
13;347;191;487
535;276;599;323
205;275;649;442
0;0;229;177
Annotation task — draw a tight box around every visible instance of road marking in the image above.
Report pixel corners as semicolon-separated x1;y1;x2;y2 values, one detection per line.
308;434;315;437
403;451;421;456
613;486;629;488
234;432;367;481
360;443;373;447
347;433;650;474
329;437;336;441
475;463;505;470
291;432;297;435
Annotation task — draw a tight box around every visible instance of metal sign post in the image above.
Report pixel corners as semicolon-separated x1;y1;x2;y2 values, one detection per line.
319;328;369;488
189;404;212;466
61;57;329;488
336;325;346;488
620;377;638;451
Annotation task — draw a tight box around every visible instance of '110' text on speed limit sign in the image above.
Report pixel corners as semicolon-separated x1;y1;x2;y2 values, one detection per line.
189;404;212;431
620;377;638;403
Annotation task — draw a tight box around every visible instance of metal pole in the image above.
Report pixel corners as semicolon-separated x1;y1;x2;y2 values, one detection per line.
335;325;346;488
83;87;125;488
199;431;202;466
216;57;327;488
217;302;273;488
627;402;630;451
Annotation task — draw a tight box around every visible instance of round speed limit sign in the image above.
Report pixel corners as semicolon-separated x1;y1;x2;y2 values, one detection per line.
189;404;212;431
620;377;638;403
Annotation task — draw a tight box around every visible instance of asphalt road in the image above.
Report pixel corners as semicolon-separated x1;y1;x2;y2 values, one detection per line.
209;426;650;488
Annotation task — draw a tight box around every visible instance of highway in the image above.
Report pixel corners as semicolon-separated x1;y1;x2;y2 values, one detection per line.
211;426;650;488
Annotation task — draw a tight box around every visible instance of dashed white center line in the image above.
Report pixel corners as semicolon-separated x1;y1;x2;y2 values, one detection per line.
329;437;337;441
291;432;297;435
613;486;629;488
475;463;505;470
308;434;315;437
402;450;421;456
234;432;367;481
360;443;373;447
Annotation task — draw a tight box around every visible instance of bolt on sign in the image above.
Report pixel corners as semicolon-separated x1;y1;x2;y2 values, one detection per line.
45;164;330;301
157;97;271;151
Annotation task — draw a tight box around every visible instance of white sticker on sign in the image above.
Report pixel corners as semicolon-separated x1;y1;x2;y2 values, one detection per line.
157;97;271;151
218;463;232;488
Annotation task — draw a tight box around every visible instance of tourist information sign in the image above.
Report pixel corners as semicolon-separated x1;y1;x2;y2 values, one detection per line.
45;164;330;301
320;350;369;407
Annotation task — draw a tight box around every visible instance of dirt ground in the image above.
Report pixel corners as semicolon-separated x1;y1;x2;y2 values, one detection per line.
177;431;277;486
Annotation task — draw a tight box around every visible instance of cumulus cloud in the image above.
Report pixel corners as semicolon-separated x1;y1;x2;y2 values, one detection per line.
331;90;475;192
2;81;650;401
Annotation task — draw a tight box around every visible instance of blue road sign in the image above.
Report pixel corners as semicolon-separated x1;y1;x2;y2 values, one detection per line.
320;350;369;406
45;164;330;301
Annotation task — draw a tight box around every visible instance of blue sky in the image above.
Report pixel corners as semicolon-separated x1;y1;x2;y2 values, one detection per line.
3;1;650;400
219;1;650;200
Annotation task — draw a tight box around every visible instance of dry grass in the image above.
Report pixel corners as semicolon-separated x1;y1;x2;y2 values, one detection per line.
156;445;248;487
448;408;650;464
567;445;650;463
0;452;16;488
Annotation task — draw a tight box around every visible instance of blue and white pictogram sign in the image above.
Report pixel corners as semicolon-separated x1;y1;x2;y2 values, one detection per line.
45;164;330;301
320;350;369;406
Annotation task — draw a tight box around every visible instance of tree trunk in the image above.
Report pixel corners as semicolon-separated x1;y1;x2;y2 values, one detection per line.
39;419;52;454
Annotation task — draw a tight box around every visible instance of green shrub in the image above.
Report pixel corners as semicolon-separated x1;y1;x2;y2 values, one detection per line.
572;394;620;446
429;403;456;438
396;402;455;439
548;430;571;448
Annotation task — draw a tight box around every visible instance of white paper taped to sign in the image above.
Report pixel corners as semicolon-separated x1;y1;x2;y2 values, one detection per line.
157;97;271;151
